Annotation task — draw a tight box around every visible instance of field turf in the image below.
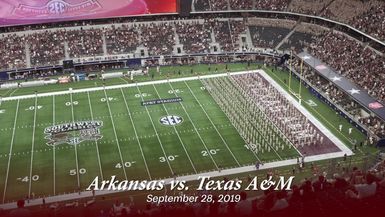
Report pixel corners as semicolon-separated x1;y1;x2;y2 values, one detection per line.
0;63;377;204
0;77;299;203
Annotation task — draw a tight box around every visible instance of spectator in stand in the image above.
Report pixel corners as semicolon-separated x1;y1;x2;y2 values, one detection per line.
193;0;210;11
309;32;385;103
27;30;66;67
287;0;330;15
141;22;176;56
66;28;104;58
351;3;385;42
212;19;247;52
0;34;26;70
235;192;253;216
346;173;379;199
175;21;212;54
210;0;229;10
105;24;140;55
229;0;253;10
254;0;290;11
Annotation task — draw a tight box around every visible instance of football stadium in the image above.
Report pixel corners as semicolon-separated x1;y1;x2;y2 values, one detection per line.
0;0;384;217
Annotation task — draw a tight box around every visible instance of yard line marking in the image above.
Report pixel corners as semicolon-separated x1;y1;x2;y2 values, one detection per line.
1;89;13;98
102;88;128;180
135;84;174;175
87;92;104;181
52;95;56;195
119;77;129;84
69;92;81;188
120;88;152;180
28;96;38;197
2;99;20;203
152;84;197;174
9;89;18;97
168;82;220;170
184;81;241;167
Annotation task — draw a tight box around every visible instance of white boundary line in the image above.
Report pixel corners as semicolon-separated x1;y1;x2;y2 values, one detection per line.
135;84;175;175
69;92;81;188
152;84;198;174
28;96;38;197
120;88;152;180
87;92;104;181
2;100;20;203
168;82;220;171
184;81;241;167
102;88;128;181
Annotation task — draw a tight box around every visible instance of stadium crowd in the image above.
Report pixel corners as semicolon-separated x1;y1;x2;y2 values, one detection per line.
308;32;385;103
359;116;385;139
175;21;212;54
66;28;104;58
105;25;140;55
192;0;385;41
229;0;253;10
0;34;27;70
141;22;176;56
213;20;237;52
27;30;66;66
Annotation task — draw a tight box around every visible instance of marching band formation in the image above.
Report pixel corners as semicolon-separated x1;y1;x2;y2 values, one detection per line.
203;73;334;157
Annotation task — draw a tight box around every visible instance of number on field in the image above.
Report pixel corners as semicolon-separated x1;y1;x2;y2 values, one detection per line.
135;93;150;98
70;168;86;176
65;101;79;106
200;86;206;90
168;89;182;94
26;106;43;111
18;175;39;182
159;155;179;162
201;149;220;156
115;161;136;168
306;100;318;107
101;97;116;102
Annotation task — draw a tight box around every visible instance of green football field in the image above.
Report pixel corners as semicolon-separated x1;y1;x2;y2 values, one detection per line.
0;64;377;205
0;77;302;203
